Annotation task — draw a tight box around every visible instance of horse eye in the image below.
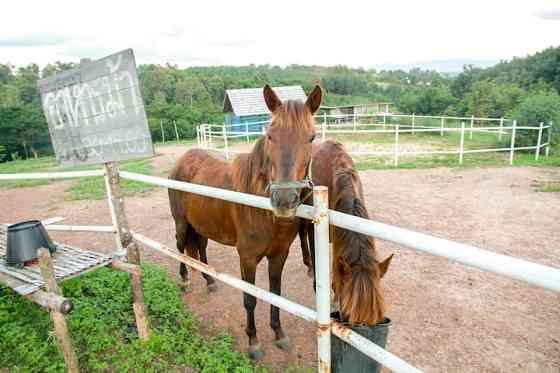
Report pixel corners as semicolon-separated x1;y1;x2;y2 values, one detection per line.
310;135;315;143
267;135;272;141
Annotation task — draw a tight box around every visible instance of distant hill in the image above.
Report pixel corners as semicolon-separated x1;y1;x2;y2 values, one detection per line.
373;59;499;73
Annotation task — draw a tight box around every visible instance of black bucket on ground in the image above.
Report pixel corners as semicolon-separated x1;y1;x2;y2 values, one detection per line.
331;312;391;373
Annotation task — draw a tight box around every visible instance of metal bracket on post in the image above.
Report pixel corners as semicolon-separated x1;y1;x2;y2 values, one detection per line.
313;186;331;373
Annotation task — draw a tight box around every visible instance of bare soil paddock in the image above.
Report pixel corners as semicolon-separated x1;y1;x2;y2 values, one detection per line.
1;145;559;372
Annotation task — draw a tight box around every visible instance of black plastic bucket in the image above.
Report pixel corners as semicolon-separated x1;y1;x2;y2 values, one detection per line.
331;312;391;373
6;220;57;268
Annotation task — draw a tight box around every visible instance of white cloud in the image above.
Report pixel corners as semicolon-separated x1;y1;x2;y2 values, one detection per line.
0;0;559;68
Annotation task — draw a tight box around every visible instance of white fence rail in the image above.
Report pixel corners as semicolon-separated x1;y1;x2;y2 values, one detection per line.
2;168;559;372
197;114;553;166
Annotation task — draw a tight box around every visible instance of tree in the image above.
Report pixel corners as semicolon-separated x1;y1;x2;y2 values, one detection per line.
509;90;560;148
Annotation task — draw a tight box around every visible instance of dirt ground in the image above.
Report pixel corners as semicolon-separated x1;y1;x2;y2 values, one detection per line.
1;144;559;372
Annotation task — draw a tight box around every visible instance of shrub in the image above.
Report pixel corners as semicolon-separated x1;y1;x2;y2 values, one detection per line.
509;91;560;149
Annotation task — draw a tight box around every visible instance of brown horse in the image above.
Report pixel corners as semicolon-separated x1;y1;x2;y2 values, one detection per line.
299;140;393;325
168;85;322;359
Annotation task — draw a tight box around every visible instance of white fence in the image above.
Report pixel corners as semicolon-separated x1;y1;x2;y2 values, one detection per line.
1;167;559;372
197;113;553;166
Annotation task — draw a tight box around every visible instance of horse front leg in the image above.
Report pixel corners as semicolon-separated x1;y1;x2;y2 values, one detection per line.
268;250;291;350
240;256;263;360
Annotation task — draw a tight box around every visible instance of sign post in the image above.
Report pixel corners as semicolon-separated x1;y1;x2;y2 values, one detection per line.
38;49;152;341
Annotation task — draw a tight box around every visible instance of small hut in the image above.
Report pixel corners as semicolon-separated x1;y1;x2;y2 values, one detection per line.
223;86;307;132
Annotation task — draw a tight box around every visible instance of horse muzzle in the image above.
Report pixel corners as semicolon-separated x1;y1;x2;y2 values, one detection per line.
268;180;312;219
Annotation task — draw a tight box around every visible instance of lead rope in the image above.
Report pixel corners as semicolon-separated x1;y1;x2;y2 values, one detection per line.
300;157;314;203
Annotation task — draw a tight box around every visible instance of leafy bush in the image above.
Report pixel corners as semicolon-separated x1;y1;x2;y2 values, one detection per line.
509;90;560;149
0;145;6;162
0;264;260;372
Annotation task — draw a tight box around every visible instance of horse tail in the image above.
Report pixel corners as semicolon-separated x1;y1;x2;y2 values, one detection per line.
339;266;385;326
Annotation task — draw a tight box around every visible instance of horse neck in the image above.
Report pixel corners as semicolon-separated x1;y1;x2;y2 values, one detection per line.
233;137;269;196
332;168;378;279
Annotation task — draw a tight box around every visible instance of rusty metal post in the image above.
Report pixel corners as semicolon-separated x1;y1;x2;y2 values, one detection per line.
313;186;331;372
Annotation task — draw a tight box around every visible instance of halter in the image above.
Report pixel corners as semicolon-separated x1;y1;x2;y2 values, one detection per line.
266;157;314;202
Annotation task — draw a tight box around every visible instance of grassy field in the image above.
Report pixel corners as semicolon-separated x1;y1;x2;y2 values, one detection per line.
0;264;262;372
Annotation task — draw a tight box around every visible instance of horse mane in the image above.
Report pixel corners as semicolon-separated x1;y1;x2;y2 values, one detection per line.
333;168;385;325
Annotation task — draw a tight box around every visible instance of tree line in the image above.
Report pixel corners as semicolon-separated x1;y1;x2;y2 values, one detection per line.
0;46;558;161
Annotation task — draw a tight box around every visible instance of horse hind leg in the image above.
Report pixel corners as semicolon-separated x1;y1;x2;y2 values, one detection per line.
193;233;218;293
174;220;191;292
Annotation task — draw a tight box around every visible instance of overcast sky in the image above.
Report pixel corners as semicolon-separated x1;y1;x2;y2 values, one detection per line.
1;0;559;69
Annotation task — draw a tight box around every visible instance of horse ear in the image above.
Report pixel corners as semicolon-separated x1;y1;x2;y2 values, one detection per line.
263;85;282;113
379;254;394;278
305;85;322;114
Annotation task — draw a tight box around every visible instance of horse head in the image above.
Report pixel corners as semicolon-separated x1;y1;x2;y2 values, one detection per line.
263;84;322;218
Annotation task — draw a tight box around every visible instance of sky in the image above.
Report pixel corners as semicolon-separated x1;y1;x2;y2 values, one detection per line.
0;0;559;70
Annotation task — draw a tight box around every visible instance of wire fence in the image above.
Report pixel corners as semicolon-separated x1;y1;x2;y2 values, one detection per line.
197;113;553;166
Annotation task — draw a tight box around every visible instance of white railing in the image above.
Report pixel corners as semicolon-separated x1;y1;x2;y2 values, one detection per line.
1;168;559;372
197;114;553;166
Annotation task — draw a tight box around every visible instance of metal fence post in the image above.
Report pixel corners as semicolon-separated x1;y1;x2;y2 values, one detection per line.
546;121;552;158
440;117;444;136
174;120;179;142
459;122;465;165
535;122;544;160
196;127;200;148
470;115;474;140
245;122;250;143
499;117;504;141
509;120;517;165
313;186;331;373
160;120;165;143
383;113;386;130
223;126;230;160
412;113;415;135
353;112;357;131
322;114;327;142
394;125;400;167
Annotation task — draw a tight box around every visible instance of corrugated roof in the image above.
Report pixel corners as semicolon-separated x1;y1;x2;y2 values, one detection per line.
224;86;307;117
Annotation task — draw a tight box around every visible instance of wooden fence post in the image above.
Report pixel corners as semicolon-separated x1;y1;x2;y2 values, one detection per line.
38;248;79;373
535;122;544;160
173;120;179;142
440;117;445;136
104;162;150;341
470;115;474;140
459;122;465;165
394;125;400;167
509;120;517;165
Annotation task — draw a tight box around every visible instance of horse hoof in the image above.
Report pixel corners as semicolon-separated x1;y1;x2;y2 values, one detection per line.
179;281;192;293
248;344;265;360
207;282;219;293
307;268;314;278
275;336;291;351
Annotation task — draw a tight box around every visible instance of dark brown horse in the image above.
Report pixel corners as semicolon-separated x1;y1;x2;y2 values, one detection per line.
168;85;322;359
299;140;393;325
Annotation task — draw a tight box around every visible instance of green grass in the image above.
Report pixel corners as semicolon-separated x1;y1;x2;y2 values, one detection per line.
355;150;560;170
68;158;155;200
0;264;261;372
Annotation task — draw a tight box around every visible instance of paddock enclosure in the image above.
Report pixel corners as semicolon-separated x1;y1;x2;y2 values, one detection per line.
1;144;559;372
197;113;553;166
